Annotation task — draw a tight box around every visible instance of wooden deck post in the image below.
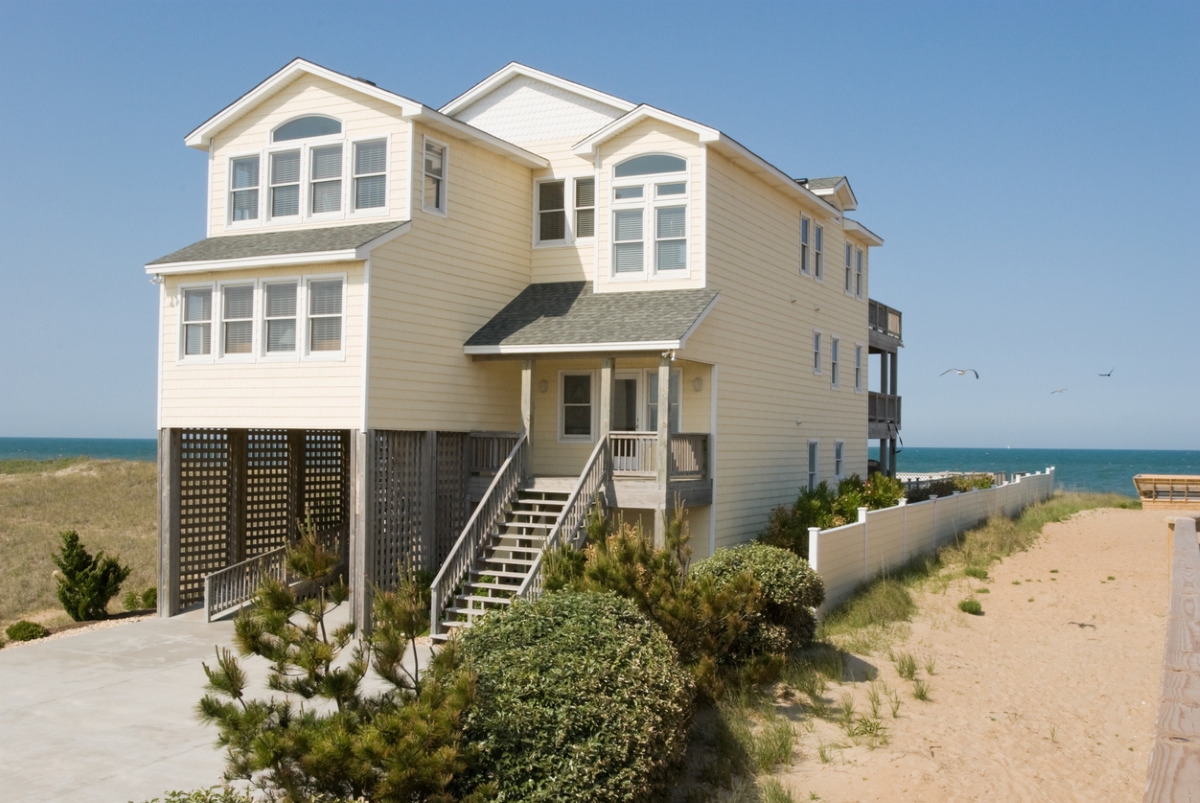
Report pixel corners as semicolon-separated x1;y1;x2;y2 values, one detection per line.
421;430;437;572
654;355;671;548
288;429;306;540
599;357;614;439
351;429;375;636
227;429;248;565
157;428;181;618
521;359;535;478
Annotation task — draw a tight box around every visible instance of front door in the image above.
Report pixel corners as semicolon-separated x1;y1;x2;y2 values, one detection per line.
612;373;642;472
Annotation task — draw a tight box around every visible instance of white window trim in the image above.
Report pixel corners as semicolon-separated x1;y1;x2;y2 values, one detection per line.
855;247;865;299
609;157;690;281
812;330;822;375
225;151;263;230
558;370;598;443
834;440;845;481
830;337;841;389
813;224;824;282
575;175;596;242
215;280;257;363
854;343;864;393
422;135;449;217
844;242;855;296
532;173;597;249
799;214;811;276
643;367;683;433
260;277;303;363
302;273;349;361
807;439;819;491
348;134;391;219
176;282;216;364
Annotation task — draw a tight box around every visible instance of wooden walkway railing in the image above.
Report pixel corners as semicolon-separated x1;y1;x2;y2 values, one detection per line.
610;431;709;480
1144;515;1200;801
1135;475;1200;510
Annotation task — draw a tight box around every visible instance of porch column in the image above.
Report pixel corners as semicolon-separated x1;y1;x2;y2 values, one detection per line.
157;428;181;617
351;429;375;635
599;357;615;438
521;359;535;478
226;429;248;566
654;355;671;548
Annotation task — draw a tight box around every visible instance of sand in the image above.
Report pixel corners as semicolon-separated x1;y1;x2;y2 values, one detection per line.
780;507;1169;802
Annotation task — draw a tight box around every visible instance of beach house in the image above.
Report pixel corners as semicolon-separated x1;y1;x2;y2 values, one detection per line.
145;59;904;633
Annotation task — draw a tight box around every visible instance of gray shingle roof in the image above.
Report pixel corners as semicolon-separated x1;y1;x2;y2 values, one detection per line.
801;176;846;190
465;282;719;351
148;221;407;265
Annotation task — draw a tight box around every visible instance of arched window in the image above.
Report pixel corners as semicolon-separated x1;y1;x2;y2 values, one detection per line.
272;116;342;142
614;154;686;178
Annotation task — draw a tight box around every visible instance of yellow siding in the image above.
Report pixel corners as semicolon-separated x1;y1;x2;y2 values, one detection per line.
208;74;411;237
365;122;532;432
159;262;364;429
685;149;870;550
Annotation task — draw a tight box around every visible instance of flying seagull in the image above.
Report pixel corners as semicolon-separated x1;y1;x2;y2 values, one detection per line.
940;369;979;379
1100;367;1114;377
1051;388;1067;394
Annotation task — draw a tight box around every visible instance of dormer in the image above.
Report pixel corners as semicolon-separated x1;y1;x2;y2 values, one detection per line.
798;176;857;212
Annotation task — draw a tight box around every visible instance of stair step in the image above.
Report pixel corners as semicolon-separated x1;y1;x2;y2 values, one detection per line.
466;581;521;592
500;520;554;529
480;556;539;567
470;569;531;579
448;596;512;610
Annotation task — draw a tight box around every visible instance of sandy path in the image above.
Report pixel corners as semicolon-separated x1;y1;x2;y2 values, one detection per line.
781;507;1169;802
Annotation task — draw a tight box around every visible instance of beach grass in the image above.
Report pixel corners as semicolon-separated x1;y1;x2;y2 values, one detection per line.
0;459;157;629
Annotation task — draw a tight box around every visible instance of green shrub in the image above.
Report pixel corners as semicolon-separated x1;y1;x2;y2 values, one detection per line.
459;591;693;803
963;567;988;580
51;530;131;621
958;599;983;615
131;788;256;803
123;586;158;611
6;619;49;641
691;543;825;655
759;475;907;558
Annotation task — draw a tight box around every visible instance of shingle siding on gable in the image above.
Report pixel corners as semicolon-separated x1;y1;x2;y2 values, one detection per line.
453;75;625;144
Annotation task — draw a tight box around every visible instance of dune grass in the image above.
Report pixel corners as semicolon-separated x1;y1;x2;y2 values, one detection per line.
0;459;157;628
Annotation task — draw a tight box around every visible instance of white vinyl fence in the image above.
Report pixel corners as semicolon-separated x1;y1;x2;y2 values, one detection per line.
809;467;1057;612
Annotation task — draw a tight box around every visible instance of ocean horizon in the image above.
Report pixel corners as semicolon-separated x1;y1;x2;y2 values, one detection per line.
3;437;1195;498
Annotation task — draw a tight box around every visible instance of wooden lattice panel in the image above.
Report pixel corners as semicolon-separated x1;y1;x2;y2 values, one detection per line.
435;432;469;568
245;430;292;557
304;430;348;532
178;429;230;607
371;430;425;590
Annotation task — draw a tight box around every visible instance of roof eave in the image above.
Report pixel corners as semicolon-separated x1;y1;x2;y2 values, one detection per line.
464;340;684;356
844;218;884;247
406;107;548;168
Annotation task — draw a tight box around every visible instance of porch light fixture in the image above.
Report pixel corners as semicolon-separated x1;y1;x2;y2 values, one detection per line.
693;377;703;392
538;379;548;393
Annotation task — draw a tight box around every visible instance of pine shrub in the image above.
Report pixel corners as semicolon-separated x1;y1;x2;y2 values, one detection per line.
123;586;158;612
459;591;694;803
6;619;49;642
51;530;130;621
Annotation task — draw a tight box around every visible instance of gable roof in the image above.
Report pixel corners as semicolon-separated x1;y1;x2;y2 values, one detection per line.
183;58;547;168
798;176;857;211
464;282;719;355
440;62;636;118
145;221;408;274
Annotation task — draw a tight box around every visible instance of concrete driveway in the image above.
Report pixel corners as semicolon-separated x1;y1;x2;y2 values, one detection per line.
0;607;431;803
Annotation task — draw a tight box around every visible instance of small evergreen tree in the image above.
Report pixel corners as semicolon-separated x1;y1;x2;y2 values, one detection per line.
51;530;130;621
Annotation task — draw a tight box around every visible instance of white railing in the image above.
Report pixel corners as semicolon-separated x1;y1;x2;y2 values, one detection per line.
430;434;528;636
669;433;709;480
517;434;612;601
611;431;656;477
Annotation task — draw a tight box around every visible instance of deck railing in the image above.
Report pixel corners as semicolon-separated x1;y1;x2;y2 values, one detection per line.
469;431;520;477
430;434;527;637
868;299;902;341
611;431;657;477
669;433;709;479
517;434;611;601
1134;474;1200;508
868;392;901;426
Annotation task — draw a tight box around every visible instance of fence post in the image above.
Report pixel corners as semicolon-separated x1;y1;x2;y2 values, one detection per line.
899;497;908;559
807;527;821;572
859;506;869;580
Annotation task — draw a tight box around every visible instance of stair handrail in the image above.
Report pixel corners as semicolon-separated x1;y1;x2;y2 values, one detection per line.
430;433;528;637
516;433;611;601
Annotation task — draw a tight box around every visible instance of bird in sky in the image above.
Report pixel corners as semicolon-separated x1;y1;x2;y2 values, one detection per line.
1051;388;1067;394
1100;367;1115;377
940;368;980;379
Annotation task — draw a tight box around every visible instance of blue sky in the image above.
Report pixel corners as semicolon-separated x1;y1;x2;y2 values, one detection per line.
0;1;1196;448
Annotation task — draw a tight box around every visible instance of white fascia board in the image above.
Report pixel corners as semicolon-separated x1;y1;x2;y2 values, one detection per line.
844;218;884;247
465;340;683;356
185;59;422;150
810;181;858;212
440;62;636;117
405;107;548;168
677;293;720;348
573;105;720;156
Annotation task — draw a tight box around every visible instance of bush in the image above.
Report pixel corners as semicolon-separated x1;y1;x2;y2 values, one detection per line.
131;788;255;803
123;586;158;612
6;619;50;641
459;591;693;803
51;530;131;621
691;543;825;655
907;474;994;503
958;598;983;615
759;475;908;558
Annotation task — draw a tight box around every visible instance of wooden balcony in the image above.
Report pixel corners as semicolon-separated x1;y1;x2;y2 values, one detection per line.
610;431;709;481
868;299;903;352
868;392;901;439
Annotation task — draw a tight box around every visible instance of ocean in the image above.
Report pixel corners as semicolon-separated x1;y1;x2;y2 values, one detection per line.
1;438;1193;498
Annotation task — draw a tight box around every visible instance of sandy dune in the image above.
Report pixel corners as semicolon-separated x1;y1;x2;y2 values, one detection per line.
782;507;1169;802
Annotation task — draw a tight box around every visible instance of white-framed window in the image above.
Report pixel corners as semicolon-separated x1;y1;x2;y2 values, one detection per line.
423;137;447;214
646;369;682;433
835;440;844;481
309;144;344;215
220;284;254;358
845;243;853;294
575;177;595;238
807;440;819;490
812;331;822;374
263;281;298;356
800;215;810;275
610;153;688;277
814;225;824;281
560;371;595;442
855;248;864;298
270;149;302;218
306;278;344;355
536;179;566;244
181;286;213;358
831;338;840;387
229;156;259;222
353;139;387;211
854;345;863;391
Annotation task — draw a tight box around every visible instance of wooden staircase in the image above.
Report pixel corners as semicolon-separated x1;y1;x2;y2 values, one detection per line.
432;480;571;640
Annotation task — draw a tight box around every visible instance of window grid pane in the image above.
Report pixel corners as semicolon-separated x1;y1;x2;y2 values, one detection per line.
354;140;386;175
355;175;386;209
813;333;821;372
575;177;595;238
232;190;258;221
312;180;342;214
309;317;341;351
614;154;686;177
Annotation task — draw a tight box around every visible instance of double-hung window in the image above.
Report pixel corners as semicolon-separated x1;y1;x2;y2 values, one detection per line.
800;215;810;275
835;441;844;480
353;139;387;211
536;177;595;244
310;145;343;214
308;280;343;352
423;138;447;214
561;373;594;440
814;225;824;280
831;338;840;387
845;243;853;294
230;157;259;221
537;180;566;243
854;345;863;391
610;154;688;277
646;370;682;433
812;331;822;374
575;177;595;238
271;150;301;217
222;285;254;355
808;441;819;490
855;248;864;298
264;282;298;354
182;288;212;357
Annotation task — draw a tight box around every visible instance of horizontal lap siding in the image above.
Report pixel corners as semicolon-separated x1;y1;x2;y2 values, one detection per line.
209;75;411;236
366;123;530;432
160;262;364;429
686;150;869;550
